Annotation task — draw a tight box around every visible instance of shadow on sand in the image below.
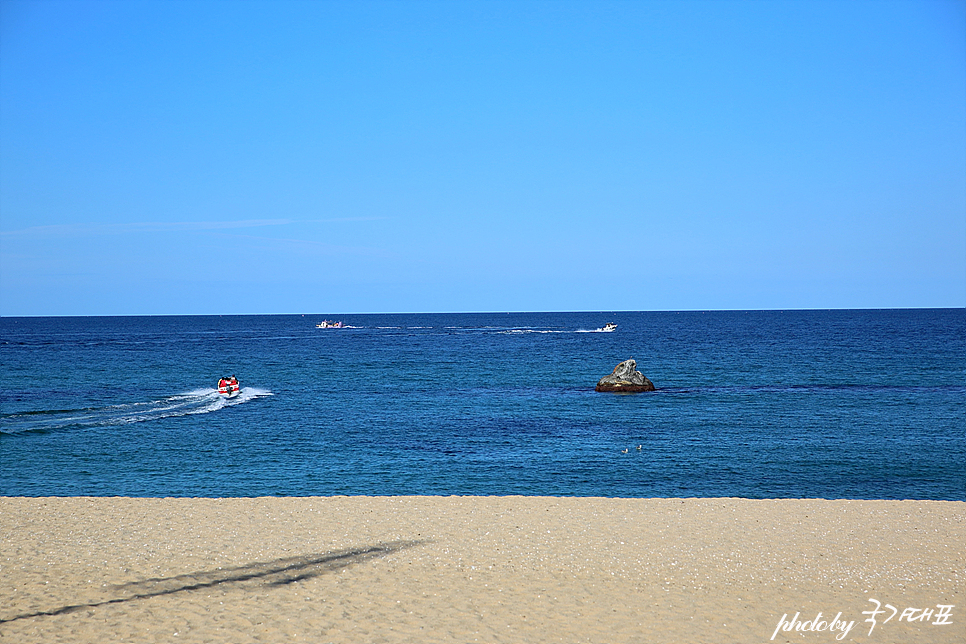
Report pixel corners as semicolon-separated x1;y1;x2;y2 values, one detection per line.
0;539;426;624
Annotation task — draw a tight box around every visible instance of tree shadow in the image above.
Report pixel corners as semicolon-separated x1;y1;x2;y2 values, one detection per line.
0;539;427;624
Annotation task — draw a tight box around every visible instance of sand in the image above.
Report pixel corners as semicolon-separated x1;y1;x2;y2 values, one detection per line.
1;497;962;643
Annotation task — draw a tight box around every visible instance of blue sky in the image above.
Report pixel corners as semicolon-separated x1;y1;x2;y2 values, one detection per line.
1;0;964;315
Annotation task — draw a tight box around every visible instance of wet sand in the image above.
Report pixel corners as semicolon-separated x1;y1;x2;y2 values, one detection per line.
1;496;962;643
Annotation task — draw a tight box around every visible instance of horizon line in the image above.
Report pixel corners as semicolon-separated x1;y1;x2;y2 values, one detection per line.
2;306;963;319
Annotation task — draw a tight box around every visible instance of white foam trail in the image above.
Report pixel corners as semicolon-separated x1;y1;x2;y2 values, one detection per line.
230;387;272;404
1;386;273;434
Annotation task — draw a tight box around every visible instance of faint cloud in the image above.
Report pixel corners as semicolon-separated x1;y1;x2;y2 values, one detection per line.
0;217;387;237
217;231;396;259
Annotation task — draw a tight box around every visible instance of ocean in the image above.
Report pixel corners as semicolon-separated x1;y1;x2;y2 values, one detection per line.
1;310;963;500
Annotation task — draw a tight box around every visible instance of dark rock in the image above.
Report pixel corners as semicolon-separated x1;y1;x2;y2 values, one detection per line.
595;358;655;392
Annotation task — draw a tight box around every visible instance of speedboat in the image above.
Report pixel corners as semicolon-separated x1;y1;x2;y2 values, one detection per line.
217;378;240;398
316;320;344;329
601;322;618;332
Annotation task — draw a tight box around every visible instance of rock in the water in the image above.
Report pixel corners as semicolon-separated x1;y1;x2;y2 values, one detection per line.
595;358;655;392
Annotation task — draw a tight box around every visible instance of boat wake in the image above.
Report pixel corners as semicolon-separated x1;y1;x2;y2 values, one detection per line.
346;325;617;335
577;324;618;333
0;387;273;435
499;326;615;334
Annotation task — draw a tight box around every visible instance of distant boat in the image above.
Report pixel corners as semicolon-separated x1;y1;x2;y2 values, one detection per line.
600;322;617;332
217;377;240;398
316;320;344;329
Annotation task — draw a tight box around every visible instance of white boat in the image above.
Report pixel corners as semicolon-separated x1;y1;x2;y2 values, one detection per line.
316;320;344;329
218;378;240;398
600;322;618;332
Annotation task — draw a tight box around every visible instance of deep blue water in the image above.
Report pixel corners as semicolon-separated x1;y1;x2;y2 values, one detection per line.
1;310;964;499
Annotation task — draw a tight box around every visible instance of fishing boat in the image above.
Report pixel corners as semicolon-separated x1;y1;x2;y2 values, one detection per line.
316;320;344;329
600;322;618;332
217;377;240;398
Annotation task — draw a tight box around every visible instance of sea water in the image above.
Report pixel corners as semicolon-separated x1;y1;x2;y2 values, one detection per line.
1;310;963;499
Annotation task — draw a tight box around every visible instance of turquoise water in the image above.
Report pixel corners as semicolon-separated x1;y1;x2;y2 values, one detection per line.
1;310;963;499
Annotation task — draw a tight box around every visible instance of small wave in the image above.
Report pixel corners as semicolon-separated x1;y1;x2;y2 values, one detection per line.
1;387;273;435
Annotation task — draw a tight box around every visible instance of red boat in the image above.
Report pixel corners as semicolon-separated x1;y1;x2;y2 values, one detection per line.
217;376;240;398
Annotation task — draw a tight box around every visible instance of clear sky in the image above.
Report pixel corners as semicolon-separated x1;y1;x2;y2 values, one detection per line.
1;0;964;316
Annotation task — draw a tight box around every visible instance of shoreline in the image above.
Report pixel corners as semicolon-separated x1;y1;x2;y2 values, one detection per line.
2;496;963;642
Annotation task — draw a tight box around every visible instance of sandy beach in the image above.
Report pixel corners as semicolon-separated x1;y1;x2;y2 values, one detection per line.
1;497;962;643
